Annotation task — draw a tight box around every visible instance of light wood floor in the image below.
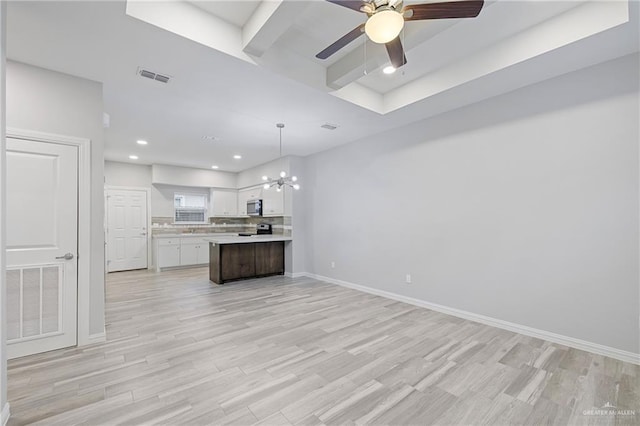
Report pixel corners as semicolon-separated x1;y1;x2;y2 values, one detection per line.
7;268;639;425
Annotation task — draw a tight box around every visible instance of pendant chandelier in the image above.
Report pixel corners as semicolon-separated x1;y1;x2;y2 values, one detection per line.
262;123;300;192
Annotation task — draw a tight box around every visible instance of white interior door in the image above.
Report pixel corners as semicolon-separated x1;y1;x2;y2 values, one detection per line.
6;138;78;359
106;189;148;272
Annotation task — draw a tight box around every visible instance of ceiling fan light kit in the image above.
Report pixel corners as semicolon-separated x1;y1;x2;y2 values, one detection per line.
262;123;300;191
318;0;485;70
364;8;404;44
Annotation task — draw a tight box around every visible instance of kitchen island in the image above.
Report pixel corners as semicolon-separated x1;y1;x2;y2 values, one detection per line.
206;235;292;284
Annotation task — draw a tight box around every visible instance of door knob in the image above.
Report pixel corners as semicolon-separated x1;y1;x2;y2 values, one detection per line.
55;253;74;260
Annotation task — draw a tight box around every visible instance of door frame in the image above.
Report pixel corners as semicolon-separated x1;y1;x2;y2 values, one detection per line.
104;186;152;271
6;127;93;346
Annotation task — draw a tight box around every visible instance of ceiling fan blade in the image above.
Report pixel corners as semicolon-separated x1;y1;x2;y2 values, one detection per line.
385;37;407;69
404;0;484;21
316;23;366;60
325;0;367;13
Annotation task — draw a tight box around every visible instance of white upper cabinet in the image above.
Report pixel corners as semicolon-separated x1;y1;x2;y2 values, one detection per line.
237;187;262;216
211;189;238;217
262;187;284;216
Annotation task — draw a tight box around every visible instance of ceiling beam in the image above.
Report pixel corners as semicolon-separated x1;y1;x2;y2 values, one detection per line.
126;0;254;64
326;41;389;90
324;18;465;90
242;1;311;57
331;83;385;114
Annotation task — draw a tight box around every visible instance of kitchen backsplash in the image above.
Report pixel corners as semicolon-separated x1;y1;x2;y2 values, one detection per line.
152;216;291;236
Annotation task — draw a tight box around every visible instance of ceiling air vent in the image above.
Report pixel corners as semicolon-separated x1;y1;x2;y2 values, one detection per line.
154;74;170;83
321;123;338;130
137;67;172;84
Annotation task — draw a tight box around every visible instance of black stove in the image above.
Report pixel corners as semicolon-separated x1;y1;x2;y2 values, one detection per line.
256;223;272;235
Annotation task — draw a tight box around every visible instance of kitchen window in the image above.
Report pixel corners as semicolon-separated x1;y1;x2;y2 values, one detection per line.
174;193;208;223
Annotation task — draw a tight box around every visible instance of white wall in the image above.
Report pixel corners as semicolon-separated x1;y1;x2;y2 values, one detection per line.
237;156;291;189
0;2;8;422
303;54;639;355
6;60;106;337
106;159;306;220
104;161;211;219
151;184;210;218
152;164;236;188
104;161;151;187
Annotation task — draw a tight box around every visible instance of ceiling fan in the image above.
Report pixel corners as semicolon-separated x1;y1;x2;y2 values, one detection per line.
316;0;484;69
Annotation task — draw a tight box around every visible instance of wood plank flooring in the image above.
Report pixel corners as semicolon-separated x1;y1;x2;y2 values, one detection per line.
7;267;640;425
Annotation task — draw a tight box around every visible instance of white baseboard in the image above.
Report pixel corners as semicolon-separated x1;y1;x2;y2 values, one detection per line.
84;330;107;345
2;403;10;426
304;273;640;365
285;272;306;278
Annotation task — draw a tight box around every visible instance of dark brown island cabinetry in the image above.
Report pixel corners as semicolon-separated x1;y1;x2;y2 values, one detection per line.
209;241;285;284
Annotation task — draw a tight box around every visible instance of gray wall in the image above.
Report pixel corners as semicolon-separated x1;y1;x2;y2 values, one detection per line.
6;60;105;336
0;0;7;417
303;54;639;354
290;156;307;274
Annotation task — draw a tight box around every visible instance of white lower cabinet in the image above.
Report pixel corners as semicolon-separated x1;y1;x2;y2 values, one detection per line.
179;238;209;266
180;242;199;265
157;239;181;269
156;237;210;270
197;243;209;264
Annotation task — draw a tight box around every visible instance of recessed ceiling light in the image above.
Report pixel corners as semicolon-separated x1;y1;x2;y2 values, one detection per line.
136;140;148;145
383;66;396;75
129;155;139;160
233;155;242;159
211;165;219;169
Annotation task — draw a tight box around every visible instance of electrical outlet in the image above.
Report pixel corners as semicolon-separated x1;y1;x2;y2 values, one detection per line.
405;274;412;284
331;261;335;268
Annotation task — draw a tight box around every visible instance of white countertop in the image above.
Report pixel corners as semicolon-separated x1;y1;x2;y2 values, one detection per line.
205;235;292;245
153;233;238;239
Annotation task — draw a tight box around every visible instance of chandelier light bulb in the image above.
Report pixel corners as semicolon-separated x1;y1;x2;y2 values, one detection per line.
291;176;297;182
293;184;300;190
276;187;282;192
262;175;268;181
280;171;286;178
263;183;270;189
365;9;404;44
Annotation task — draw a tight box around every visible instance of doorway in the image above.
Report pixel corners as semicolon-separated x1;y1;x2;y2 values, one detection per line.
105;188;150;272
5;137;79;358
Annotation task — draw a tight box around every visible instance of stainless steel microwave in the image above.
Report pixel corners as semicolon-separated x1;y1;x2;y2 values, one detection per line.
247;199;262;216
